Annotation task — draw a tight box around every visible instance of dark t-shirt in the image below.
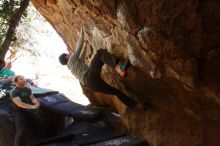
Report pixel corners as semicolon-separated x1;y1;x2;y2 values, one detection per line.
10;86;33;110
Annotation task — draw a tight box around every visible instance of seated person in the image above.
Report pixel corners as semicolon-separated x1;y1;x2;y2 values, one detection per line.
10;75;41;146
0;61;15;77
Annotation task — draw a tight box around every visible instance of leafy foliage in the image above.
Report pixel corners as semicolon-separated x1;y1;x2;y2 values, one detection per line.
14;4;44;57
0;0;57;60
0;0;25;46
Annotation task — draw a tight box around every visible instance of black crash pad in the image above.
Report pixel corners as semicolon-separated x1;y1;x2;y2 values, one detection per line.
61;121;125;145
38;93;101;121
31;121;148;146
30;119;125;146
87;135;149;146
42;140;72;146
30;86;59;97
0;109;10;117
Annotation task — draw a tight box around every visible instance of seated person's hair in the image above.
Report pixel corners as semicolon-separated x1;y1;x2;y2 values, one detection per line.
13;75;23;83
59;53;68;65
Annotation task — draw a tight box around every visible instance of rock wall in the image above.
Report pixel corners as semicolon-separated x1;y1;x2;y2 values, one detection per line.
31;0;220;145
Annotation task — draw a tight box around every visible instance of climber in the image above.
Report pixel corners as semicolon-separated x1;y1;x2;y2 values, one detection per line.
10;75;41;146
58;28;137;109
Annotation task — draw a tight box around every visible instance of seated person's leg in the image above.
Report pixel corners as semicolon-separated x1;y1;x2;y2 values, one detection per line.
13;111;26;146
26;78;37;87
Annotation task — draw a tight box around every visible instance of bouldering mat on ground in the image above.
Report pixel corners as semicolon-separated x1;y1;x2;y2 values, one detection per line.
38;93;100;121
87;135;149;146
30;86;59;96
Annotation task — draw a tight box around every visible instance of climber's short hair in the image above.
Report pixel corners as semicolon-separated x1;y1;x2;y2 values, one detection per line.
59;53;69;65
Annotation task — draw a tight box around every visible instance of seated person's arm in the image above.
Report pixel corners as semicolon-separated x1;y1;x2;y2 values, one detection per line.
30;94;40;105
12;97;36;109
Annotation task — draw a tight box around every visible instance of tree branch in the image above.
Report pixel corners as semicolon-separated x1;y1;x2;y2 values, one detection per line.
0;0;30;66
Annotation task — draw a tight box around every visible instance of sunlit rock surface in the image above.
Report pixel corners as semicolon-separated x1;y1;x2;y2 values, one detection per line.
31;0;220;145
